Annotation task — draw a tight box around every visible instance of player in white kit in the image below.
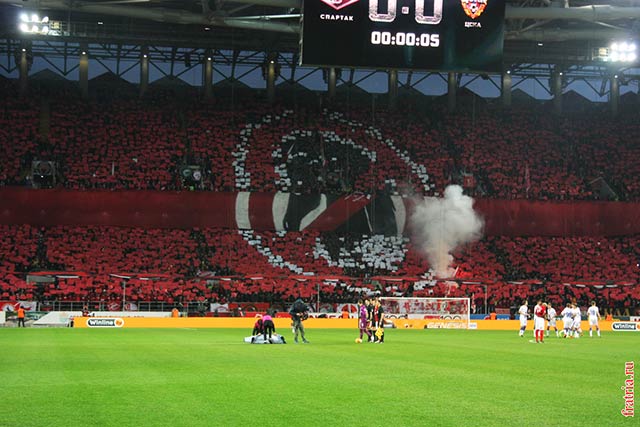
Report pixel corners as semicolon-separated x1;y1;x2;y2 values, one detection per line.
546;303;558;337
587;301;601;337
560;302;573;337
518;300;529;337
571;303;582;338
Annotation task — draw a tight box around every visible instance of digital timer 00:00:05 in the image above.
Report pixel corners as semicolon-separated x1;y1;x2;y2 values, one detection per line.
370;31;440;47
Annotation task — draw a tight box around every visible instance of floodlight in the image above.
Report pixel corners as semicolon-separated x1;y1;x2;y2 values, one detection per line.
609;40;638;62
42;26;49;34
31;14;38;22
41;16;49;23
20;13;28;22
31;24;39;33
19;23;29;32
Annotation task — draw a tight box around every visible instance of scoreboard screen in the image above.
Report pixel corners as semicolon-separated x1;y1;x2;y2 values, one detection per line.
301;0;506;72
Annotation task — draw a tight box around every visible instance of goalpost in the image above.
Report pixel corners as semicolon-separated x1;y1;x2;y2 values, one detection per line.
380;297;471;329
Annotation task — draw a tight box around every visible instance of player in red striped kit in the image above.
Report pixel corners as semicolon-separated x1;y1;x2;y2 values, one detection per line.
533;300;547;343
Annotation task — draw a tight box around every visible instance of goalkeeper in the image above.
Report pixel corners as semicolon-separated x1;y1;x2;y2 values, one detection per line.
289;298;310;344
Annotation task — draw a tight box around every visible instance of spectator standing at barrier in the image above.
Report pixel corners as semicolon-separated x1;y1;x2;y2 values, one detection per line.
17;305;26;327
262;314;275;342
290;298;310;344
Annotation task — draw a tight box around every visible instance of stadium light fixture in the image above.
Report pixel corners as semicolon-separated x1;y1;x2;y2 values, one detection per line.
17;12;50;35
605;41;638;63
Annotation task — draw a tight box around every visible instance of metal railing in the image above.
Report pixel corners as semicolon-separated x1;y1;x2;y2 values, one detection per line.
41;300;213;314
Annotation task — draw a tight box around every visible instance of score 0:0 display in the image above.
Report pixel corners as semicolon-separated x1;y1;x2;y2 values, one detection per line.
369;0;443;24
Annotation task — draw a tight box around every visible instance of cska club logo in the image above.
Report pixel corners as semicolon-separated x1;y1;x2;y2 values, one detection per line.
319;0;360;11
461;0;488;19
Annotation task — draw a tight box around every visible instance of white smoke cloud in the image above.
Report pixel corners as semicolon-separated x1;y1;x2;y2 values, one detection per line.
410;185;484;278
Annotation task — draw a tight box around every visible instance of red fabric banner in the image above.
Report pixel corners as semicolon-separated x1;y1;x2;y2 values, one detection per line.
2;187;640;236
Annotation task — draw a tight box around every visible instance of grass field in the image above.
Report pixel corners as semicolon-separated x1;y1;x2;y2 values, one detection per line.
0;328;637;427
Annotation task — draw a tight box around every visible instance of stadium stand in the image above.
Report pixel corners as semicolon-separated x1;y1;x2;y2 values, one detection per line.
1;80;639;201
1;79;640;315
46;96;185;190
1;222;639;314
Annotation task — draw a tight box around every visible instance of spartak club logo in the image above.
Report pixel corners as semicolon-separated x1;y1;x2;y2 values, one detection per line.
319;0;359;11
461;0;488;19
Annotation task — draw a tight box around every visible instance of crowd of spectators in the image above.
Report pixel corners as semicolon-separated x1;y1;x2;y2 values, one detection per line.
2;80;640;313
45;96;185;190
0;79;40;186
1;225;639;314
1;80;639;199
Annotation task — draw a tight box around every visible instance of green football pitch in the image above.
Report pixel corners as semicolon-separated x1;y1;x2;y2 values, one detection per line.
0;328;636;427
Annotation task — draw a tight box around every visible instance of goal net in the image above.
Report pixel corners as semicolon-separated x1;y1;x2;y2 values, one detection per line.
380;297;471;329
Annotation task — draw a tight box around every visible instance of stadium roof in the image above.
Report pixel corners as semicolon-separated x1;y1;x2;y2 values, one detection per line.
0;0;639;82
0;1;638;58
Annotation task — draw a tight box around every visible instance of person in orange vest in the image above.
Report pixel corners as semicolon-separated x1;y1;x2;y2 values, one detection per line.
171;307;179;318
17;305;26;328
